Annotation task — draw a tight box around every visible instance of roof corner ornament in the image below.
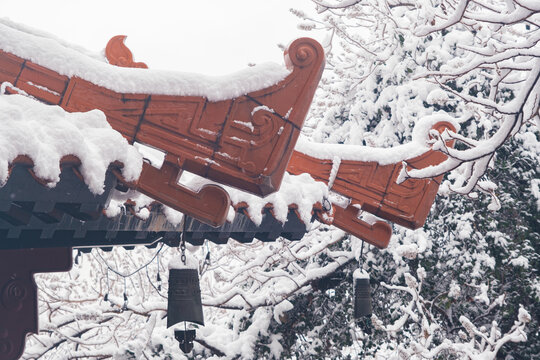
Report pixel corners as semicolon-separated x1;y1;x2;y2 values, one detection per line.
288;121;457;248
105;35;148;69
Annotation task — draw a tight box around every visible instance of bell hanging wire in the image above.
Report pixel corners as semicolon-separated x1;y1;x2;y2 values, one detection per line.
118;277;127;311
157;250;162;291
204;239;211;267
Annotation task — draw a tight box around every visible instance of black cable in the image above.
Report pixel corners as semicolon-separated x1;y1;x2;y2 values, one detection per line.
93;243;165;278
146;264;167;299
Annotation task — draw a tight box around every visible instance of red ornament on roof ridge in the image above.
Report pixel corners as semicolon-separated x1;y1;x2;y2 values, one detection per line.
105;35;148;69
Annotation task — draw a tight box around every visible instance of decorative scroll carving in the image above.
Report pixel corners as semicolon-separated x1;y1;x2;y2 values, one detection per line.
113;159;231;227
287;121;456;248
0;248;72;360
285;39;320;69
221;103;283;175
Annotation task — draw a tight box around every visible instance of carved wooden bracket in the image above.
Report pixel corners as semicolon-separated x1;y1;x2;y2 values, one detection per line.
287;121;456;248
0;248;72;360
112;156;230;227
332;205;393;248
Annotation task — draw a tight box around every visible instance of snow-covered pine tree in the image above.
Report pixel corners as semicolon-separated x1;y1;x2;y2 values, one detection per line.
275;0;539;358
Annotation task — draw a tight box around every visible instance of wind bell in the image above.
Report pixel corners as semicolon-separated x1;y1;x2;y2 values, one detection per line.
167;235;204;353
353;268;372;318
354;240;372;318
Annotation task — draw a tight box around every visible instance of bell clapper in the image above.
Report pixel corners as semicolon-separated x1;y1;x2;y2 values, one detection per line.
174;327;196;353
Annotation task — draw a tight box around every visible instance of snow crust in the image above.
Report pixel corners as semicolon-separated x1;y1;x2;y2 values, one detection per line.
104;187;185;226
168;254;198;270
0;93;142;194
296;112;459;164
133;142;165;169
0;18;291;102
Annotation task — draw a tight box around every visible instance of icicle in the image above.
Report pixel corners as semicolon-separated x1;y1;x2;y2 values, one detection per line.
328;155;341;190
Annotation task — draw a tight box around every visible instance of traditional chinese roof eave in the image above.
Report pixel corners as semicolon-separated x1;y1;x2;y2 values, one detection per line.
0;21;326;228
0;19;459;252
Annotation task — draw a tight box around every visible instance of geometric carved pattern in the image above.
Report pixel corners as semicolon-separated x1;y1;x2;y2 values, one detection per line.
0;37;325;227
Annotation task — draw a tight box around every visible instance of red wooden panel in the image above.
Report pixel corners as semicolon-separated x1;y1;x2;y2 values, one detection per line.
287;121;456;248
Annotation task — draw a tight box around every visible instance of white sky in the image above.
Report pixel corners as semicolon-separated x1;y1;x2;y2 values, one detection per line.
2;0;322;75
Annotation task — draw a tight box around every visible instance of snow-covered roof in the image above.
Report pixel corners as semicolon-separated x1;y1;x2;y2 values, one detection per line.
0;93;142;194
0;89;329;230
0;18;290;102
0;18;326;228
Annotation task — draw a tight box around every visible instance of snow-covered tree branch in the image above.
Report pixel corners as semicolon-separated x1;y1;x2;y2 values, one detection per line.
372;268;531;359
297;0;539;204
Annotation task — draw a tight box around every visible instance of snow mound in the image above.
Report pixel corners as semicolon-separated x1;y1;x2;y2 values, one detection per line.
296;112;459;164
0;93;143;194
178;171;328;226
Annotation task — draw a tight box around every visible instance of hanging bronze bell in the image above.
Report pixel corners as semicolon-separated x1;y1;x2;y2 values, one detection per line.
167;268;205;328
354;275;372;318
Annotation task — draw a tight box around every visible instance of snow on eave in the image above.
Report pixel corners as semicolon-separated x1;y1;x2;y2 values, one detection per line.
295;112;460;164
0;93;143;194
0;18;291;102
225;172;328;227
171;170;328;227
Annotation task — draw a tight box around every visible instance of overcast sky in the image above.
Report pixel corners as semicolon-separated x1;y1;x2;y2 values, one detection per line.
2;0;322;75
